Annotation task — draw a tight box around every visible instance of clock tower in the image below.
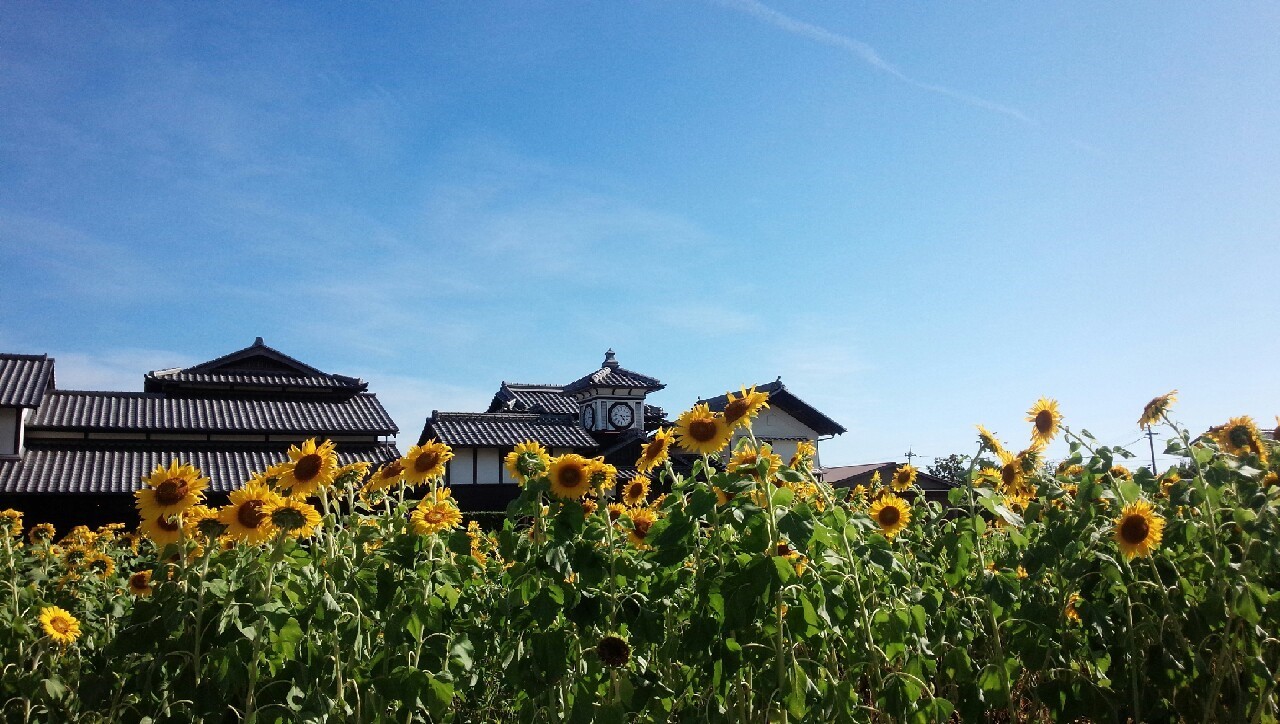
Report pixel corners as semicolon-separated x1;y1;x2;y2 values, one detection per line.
562;350;664;437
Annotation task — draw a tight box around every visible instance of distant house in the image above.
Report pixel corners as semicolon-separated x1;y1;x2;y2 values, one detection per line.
418;350;667;511
822;462;955;503
0;339;401;531
697;379;846;469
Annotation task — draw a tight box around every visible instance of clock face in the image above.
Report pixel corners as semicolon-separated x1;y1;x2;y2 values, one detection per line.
582;406;596;428
608;402;634;429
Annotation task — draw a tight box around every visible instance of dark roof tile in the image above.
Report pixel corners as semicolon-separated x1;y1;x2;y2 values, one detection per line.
562;351;664;395
0;354;55;408
423;412;597;448
699;380;845;437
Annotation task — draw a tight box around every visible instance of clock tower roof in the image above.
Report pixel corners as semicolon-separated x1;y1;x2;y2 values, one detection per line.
562;350;665;395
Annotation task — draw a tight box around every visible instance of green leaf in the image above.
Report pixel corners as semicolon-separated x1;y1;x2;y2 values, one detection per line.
42;677;66;701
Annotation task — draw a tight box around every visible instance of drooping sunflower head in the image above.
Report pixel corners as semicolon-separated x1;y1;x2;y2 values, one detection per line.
85;551;115;580
997;450;1023;492
868;493;911;540
722;386;770;430
1108;465;1134;482
0;508;22;538
269;498;322;538
548;454;594;500
618;475;650;508
218;483;283;545
891;464;918;492
728;442;782;480
136;460;209;521
409;494;463;536
27;522;56;546
279;438;339;497
1114;499;1165;559
128;569;153;597
1211;416;1268;463
626;507;658;548
976;425;1006;457
587;458;618;492
505;440;551;485
334;461;373;490
636;428;675;473
1159;472;1182;497
596;635;631;668
140;514;184;546
402;440;454;486
674;404;733;456
1026;398;1062;445
181;505;224;541
789;440;818;469
39;606;81;646
364;459;407;494
1138;390;1178;428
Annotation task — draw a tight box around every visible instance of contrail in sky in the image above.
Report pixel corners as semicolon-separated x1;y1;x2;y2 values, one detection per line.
711;0;1039;127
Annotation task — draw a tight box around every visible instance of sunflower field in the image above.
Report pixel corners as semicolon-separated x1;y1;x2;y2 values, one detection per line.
1;391;1279;722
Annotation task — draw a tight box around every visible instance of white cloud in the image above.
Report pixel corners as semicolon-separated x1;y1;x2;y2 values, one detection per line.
47;348;197;392
360;372;493;447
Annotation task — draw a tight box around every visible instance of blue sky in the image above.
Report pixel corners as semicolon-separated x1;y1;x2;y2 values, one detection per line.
2;1;1277;469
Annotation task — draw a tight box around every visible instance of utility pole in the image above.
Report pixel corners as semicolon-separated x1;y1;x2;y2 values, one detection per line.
904;448;918;466
1145;429;1159;472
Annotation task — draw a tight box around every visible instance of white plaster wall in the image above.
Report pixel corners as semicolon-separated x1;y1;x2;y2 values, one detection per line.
0;408;17;456
725;408;822;467
450;447;476;485
476;448;501;484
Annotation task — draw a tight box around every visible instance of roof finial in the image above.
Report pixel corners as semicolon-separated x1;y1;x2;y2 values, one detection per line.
253;336;264;347
603;349;619;369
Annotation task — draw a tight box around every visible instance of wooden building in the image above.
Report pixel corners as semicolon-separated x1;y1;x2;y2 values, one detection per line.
0;339;400;531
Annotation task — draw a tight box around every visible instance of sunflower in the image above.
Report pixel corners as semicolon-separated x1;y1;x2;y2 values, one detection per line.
1003;491;1033;515
276;438;339;497
621;475;651;507
607;502;628;522
997;450;1023;492
891;464;918;492
27;523;55;546
402;440;454;486
728;443;783;480
363;459;407;494
85;552;115;580
975;467;1002;488
581;498;599;516
334;461;372;489
1108;465;1134;482
184;505;226;541
636;428;675;473
505;440;550;485
1114;499;1165;559
1064;593;1081;623
128;570;153;597
1159;472;1181;497
789;440;817;469
409;491;463;536
976;425;1006;457
869;494;911;539
0;508;22;538
548;454;594;500
588;458;618;492
674;404;733;456
776;539;807;576
140;514;184;546
1265;472;1279;489
218;483;283;544
1138;390;1178;429
626;508;658;548
1211;416;1269;463
714;486;734;506
722;386;770;430
268;498;322;538
597;635;631;668
135;460;208;521
1026;398;1062;445
39;606;81;646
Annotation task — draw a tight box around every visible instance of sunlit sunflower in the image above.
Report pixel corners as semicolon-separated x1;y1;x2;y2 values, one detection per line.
621;476;651;508
674;404;733;455
1065;593;1081;623
135;460;208;521
1211;416;1269;463
626;508;658;548
218;483;283;544
1264;471;1279;489
1159;472;1181;497
714;486;734;506
128;569;153;597
997;450;1023;493
1114;499;1165;559
548;454;594;500
636;428;675;473
607;502;628;522
402;440;454;486
27;522;55;546
1003;491;1033;515
868;493;911;539
1;508;22;538
891;464;918;492
183;505;225;541
505;440;551;485
409;491;463;536
775;538;807;576
1138;390;1178;429
39;606;81;646
789;440;817;469
268;498;322;538
581;498;599;516
364;459;407;494
722;386;770;430
276;438;339;497
140;514;184;546
85;551;115;580
587;458;617;492
1026;398;1062;445
1108;465;1134;482
975;467;1001;488
728;442;783;480
976;425;1006;457
334;461;372;489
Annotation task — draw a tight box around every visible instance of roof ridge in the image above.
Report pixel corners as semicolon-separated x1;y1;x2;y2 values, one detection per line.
0;353;51;361
49;390;164;398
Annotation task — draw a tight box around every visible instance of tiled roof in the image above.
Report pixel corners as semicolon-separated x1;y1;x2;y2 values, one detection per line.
422;412;598;448
699;380;846;437
0;443;400;494
28;391;398;435
562;351;664;395
0;354;55;408
144;338;364;393
489;383;579;415
146;370;362;390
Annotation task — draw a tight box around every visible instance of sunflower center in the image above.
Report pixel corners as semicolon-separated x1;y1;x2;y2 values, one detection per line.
1120;514;1150;544
381;461;405;479
130;572;149;590
294;454;323;482
414;451;441;473
627;482;643;499
723;399;749;425
558;465;585;489
689;419;718;442
1227;425;1251;449
776;542;792;557
237;500;268;529
425;508;446;524
155;478;189;506
1035;410;1054;434
878;506;901;527
895;471;911;486
597;635;631;667
632;518;652;538
50;617;71;635
271;506;307;531
157;515;181;532
1001;463;1019;487
642;441;661;461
